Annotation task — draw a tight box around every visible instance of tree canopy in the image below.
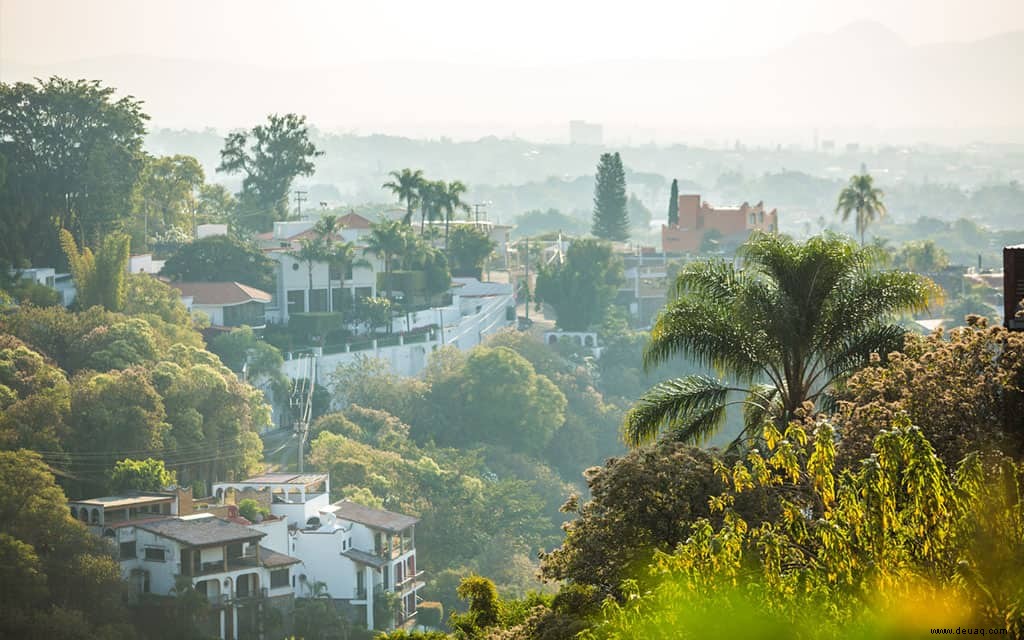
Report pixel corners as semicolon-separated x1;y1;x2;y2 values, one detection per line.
534;239;623;331
217;113;322;232
448;225;495;280
0;77;148;268
159;235;276;292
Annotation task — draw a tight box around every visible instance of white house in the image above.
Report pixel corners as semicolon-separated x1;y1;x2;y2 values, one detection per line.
212;473;423;630
171;281;273;328
254;219;384;324
70;491;301;640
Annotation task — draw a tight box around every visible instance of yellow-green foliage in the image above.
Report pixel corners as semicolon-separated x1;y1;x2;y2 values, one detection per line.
585;417;1024;639
60;228;130;311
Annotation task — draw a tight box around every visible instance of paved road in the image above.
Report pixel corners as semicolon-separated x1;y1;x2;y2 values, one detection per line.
259;427;300;472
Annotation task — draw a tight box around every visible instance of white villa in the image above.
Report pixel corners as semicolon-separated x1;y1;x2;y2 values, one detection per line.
71;473;423;638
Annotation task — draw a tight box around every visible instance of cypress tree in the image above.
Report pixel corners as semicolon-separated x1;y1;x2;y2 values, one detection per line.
668;178;679;226
591;152;630;241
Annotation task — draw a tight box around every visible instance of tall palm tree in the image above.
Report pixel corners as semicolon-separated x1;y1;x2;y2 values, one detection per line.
417;180;446;234
836;173;887;246
625;232;939;450
382;169;425;226
440;180;471;251
363;219;409;301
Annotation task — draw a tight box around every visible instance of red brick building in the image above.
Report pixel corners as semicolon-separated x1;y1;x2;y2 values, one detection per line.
661;195;778;254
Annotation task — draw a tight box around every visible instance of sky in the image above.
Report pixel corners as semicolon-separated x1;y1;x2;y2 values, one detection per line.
2;0;1023;67
1;0;1022;143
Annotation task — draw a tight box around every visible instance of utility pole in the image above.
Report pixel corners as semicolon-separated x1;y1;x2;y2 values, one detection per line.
294;191;308;218
473;203;487;224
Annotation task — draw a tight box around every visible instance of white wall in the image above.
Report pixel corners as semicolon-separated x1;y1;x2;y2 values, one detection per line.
291;529;361;599
251;518;289;555
133;529;180;595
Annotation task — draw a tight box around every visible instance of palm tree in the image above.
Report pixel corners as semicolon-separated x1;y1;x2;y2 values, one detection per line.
286;216;339;313
363;220;409;302
417;180;446;234
440;180;471;251
836;173;887;246
382;168;425;226
624;232;938;450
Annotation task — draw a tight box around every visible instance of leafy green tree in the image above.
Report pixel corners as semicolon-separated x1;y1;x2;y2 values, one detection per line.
585;420;1024;639
591;152;629;241
195;183;237;224
625;233;937;449
329;356;428;424
209;325;285;386
60;228;131;312
0;451;134;639
216;113;323;232
159;235;276;292
356;296;394;334
667;178;679;227
540;441;774;599
450;575;501;636
0;78;148;267
429;346;566;454
69;368;168;477
109;457;176;492
364;220;411;300
448;225;495;279
895;239;950;273
627;193;651;230
837;316;1024;468
122;274;192;327
382;168;426;225
131;154;205;246
512;209;589;239
534;239;624;331
0;335;70;453
835;172;887;246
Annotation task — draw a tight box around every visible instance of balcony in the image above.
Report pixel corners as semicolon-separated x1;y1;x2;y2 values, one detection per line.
396;571;425;592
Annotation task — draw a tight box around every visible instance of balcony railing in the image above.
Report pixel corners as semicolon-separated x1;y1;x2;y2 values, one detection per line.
396;571;425;591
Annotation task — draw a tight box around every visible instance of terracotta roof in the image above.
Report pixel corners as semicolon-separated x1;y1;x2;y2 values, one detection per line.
137;515;265;547
260;545;302;568
337;212;374;229
171;281;272;305
332;500;419;533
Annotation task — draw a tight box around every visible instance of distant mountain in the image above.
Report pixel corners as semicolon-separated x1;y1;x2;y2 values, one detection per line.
3;21;1022;143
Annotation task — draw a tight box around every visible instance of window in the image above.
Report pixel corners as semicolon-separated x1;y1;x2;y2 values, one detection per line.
270;569;289;589
144;547;166;562
120;541;137;559
308;289;328;312
287;290;305;315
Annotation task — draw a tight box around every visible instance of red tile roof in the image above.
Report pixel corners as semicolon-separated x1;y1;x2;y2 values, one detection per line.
171;282;273;305
337;212;374;229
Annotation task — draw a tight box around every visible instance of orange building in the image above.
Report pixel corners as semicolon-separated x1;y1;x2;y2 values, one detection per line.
661;194;778;253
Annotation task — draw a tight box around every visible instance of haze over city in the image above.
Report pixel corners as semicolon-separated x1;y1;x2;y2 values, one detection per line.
3;0;1024;144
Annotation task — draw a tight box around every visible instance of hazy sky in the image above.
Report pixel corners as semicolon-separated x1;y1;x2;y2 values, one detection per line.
2;0;1023;67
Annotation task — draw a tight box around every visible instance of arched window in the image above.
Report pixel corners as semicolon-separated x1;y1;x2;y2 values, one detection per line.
584;335;594;347
548;335;558;345
90;509;100;524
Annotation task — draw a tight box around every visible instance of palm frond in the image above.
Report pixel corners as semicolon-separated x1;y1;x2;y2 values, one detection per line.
644;298;768;381
623;375;738;446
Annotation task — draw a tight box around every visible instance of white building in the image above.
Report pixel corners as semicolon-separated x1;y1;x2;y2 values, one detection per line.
255;219;383;324
212;473;423;629
69;491;301;640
